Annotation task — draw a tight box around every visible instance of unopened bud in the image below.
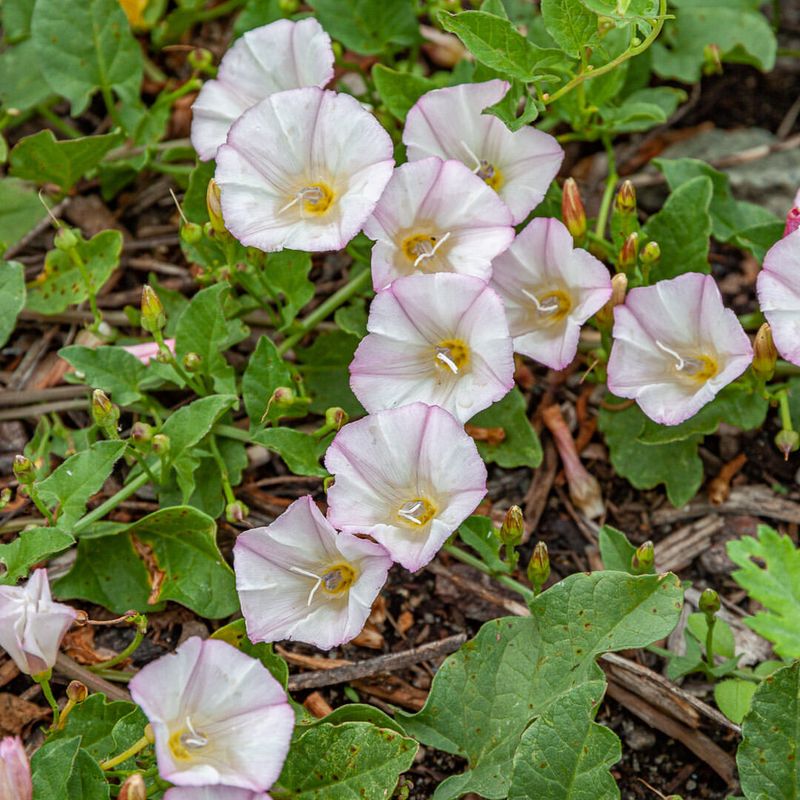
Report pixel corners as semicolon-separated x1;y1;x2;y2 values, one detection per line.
615;180;636;215
183;352;202;372
131;422;153;444
151;434;170;455
225;500;249;524
775;429;799;460
499;505;524;547
144;723;155;744
13;455;34;485
528;541;550;590
561;178;587;242
752;323;777;381
263;386;296;422
324;407;348;432
279;0;300;12
54;226;79;251
631;541;655;575
703;43;723;76
596;273;627;327
640;240;660;265
618;232;639;275
784;206;800;237
699;587;721;616
141;286;165;333
92;390;119;430
180;222;203;245
206;180;226;234
187;47;214;72
66;680;88;703
119;774;147;800
0;487;11;510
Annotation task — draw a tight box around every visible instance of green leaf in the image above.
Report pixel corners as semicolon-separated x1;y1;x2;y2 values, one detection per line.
59;345;147;406
0;178;48;250
56;506;238;617
159;395;239;464
38;440;127;527
642;175;713;280
372;64;437;122
308;0;420;55
508;679;621;799
469;388;543;469
579;0;658;20
31;0;143;116
242;336;297;428
305;704;407;736
400;571;683;799
2;0;35;42
714;679;758;725
182;160;216;223
251;428;329;477
732;221;784;263
0;39;52;112
738;661;800;800
211;619;289;688
598;399;703;507
31;737;109;800
262;250;314;329
440;10;565;81
458;516;506;574
234;0;284;36
26;229;123;315
727;526;800;659
540;0;598;57
333;299;368;339
276;722;418;798
484;79;543;130
0;260;25;348
0;527;75;585
9;129;124;191
598;525;636;572
175;283;249;395
651;2;777;84
686;612;736;659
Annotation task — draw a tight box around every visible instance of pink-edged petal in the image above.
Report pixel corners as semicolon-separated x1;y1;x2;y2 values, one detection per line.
758;228;800;365
165;788;270;800
216;88;394;253
0;736;32;800
191;19;334;160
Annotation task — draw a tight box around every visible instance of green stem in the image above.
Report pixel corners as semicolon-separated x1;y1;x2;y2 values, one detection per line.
444;543;535;603
27;485;55;526
775;360;800;377
704;615;716;672
208;435;236;506
72;472;150;536
129;448;160;487
594;137;617;240
37;106;83;139
99;83;125;132
33;673;60;727
196;0;247;21
545;0;668;106
89;616;147;671
67;247;103;331
100;734;152;770
213;423;251;443
277;268;371;355
778;389;794;431
503;542;519;571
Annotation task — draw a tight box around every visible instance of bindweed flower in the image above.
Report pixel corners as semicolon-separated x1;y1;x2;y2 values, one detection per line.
215;87;394;253
349;273;514;423
122;339;176;365
0;737;31;800
608;273;753;426
0;569;78;676
234;496;392;651
403;80;563;224
362;157;514;290
191;19;334;161
165;788;270;800
129;637;294;792
490;217;612;370
756;228;800;366
325;403;487;571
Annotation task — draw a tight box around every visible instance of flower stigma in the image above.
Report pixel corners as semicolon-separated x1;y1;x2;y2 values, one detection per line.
401;232;452;269
434;338;470;375
279;182;335;217
522;288;572;323
460;140;503;191
169;716;209;760
288;563;356;605
655;340;718;382
397;498;436;527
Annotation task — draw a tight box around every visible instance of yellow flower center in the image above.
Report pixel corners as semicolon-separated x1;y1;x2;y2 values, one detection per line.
299;183;334;215
401;232;452;270
523;288;572;325
476;160;504;191
434;338;470;375
169;717;208;761
397;498;436;528
655;340;718;382
320;563;357;597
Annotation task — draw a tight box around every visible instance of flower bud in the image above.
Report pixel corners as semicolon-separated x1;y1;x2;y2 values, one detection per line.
54;226;79;251
13;455;35;486
119;773;146;800
225;500;249;524
640;240;660;266
0;487;11;510
151;434;170;455
703;43;722;76
66;680;88;703
187;47;214;72
499;505;524;547
91;390;119;431
615;180;636;215
561;178;587;242
263;386;296;422
596;273;627;328
180;222;203;245
183;352;202;372
0;736;32;800
617;232;639;275
527;541;550;590
775;429;799;460
206;179;226;234
130;422;153;444
279;0;300;12
752;323;777;381
698;587;721;616
140;286;165;333
631;541;655;575
324;407;348;432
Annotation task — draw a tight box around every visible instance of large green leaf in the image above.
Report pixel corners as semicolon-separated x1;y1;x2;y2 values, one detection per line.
31;737;109;800
0;527;75;585
0;260;25;348
59;345;148;407
251;428;329;477
158;394;239;466
0;178;48;249
372;65;437;122
275;722;418;798
541;0;598;57
738;662;800;800
9;129;123;191
31;0;143;116
262;250;314;329
0;38;51;112
242;335;297;428
400;571;683;799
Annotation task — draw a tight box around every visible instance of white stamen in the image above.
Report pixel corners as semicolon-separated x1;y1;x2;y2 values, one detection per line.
278;195;301;215
398;500;425;525
521;289;559;314
181;716;209;749
460;140;483;173
436;350;459;374
413;231;451;268
278;186;325;216
655;340;685;370
289;565;324;606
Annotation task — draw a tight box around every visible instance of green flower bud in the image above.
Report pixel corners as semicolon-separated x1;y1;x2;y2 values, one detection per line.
279;0;300;11
640;240;661;265
13;455;35;485
54;226;79;251
225;500;250;524
617;232;639;275
187;48;214;72
698;587;721;616
527;541;550;590
752;323;777;381
141;286;165;333
130;422;153;444
631;540;655;575
775;429;800;460
206;179;226;234
615;180;636;215
151;434;170;455
499;505;524;547
92;389;119;431
324;407;348;432
180;222;203;245
0;487;12;510
262;386;296;422
183;352;202;372
67;680;88;703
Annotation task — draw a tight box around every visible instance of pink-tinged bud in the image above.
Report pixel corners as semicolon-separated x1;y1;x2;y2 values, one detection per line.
499;505;524;546
118;773;146;800
324;407;348;432
596;272;628;328
775;429;800;460
527;541;550;591
66;680;88;703
631;541;655;575
225;500;249;524
0;736;32;800
784;206;800;237
206;179;226;234
615;180;636;215
617;232;639;275
151;434;170;455
542;404;604;519
562;178;587;242
91;390;119;432
131;422;153;444
752;323;777;380
140;286;165;333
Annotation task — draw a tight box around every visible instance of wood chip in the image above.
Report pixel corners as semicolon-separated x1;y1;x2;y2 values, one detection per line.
655;515;726;573
0;693;50;736
303;691;333;719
